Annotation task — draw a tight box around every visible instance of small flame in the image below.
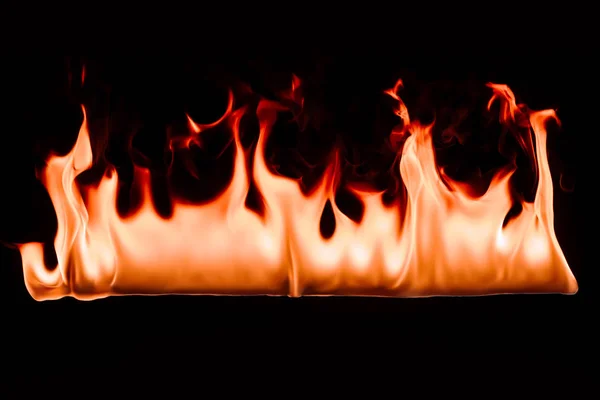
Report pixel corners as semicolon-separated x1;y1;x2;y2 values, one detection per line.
170;90;236;151
385;79;411;150
16;77;577;300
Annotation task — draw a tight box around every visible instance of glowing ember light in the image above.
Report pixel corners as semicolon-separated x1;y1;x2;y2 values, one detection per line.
15;77;577;300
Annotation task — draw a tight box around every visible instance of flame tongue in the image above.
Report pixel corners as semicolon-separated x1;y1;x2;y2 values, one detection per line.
17;80;577;300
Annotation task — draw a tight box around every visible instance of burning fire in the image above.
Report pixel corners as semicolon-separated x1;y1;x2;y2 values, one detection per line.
16;75;577;300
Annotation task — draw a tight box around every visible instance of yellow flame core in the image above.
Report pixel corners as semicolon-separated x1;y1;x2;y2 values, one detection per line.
18;83;578;300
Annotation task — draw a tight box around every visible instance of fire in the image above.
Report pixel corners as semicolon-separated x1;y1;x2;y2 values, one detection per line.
16;76;577;300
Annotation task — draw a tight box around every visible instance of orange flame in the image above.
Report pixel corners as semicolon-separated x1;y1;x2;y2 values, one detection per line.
17;78;577;300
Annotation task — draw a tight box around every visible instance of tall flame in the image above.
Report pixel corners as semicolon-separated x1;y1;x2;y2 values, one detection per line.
17;79;577;300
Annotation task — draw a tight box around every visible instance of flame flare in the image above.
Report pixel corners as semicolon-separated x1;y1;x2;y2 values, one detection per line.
17;78;577;300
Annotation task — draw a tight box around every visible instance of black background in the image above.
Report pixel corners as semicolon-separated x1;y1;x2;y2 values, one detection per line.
0;7;591;395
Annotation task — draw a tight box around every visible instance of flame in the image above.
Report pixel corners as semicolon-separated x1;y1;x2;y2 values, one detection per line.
17;78;577;300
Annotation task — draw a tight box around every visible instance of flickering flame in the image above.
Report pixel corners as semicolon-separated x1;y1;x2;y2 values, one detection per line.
16;77;577;300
